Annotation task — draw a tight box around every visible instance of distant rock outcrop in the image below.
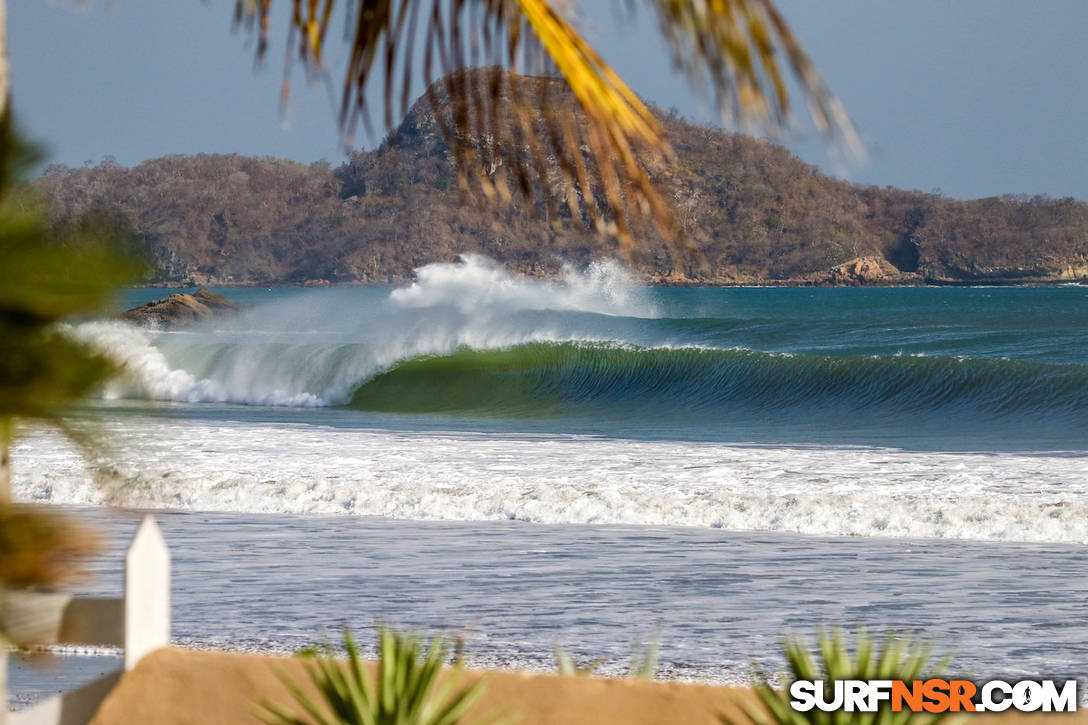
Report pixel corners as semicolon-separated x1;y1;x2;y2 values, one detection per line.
813;256;905;286
121;288;248;329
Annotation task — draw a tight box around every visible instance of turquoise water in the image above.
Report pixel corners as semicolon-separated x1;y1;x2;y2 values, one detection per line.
117;280;1088;451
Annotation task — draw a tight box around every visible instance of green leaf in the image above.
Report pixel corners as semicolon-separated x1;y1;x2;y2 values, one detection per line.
722;628;954;725
261;627;495;725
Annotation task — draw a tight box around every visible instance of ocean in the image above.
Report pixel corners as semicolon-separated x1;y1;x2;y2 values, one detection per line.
9;255;1088;698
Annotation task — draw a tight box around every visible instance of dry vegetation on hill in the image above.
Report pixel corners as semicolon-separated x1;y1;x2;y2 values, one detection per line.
38;72;1088;287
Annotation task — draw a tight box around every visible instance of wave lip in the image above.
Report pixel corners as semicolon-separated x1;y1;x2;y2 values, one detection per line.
68;321;329;407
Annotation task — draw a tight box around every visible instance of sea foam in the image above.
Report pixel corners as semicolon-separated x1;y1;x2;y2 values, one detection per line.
14;421;1088;544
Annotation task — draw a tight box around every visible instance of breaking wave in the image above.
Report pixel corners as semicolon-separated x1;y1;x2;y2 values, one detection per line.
347;342;1088;423
70;325;1088;427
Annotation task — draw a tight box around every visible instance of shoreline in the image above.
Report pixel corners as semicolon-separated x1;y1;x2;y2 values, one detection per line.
10;508;1085;692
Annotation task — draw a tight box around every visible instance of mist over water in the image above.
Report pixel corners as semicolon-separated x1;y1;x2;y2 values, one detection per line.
390;255;658;317
75;255;657;408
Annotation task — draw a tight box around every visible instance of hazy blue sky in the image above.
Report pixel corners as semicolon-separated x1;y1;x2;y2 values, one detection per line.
11;1;1088;200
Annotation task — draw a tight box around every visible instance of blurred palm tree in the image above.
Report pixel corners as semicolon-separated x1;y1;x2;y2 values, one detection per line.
0;3;137;639
0;111;140;507
234;0;861;257
0;111;139;613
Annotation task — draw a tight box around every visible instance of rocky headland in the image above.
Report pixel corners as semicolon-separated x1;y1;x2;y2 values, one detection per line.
38;70;1088;288
121;288;248;329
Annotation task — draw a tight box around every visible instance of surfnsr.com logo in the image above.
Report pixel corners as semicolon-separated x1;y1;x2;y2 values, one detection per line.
789;679;1078;713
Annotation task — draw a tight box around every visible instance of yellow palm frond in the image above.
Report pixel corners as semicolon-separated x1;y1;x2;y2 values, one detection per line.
652;0;862;158
233;0;859;258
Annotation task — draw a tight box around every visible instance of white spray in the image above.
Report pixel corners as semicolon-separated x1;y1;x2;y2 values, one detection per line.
72;255;652;407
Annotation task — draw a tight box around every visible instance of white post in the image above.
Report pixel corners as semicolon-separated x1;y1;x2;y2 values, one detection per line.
1;645;7;725
123;516;170;671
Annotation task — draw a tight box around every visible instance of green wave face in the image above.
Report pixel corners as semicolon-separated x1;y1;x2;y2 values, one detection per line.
347;341;1088;424
348;345;570;416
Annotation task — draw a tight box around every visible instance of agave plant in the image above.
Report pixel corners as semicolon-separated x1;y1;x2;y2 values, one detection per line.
627;636;660;680
724;628;956;725
261;627;500;725
552;635;658;679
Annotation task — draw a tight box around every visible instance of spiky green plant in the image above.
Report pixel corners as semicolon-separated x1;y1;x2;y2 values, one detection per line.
260;628;500;725
627;636;660;680
553;645;603;677
552;636;658;679
724;628;956;725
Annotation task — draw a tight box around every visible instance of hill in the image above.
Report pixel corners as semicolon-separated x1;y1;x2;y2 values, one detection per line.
37;70;1088;286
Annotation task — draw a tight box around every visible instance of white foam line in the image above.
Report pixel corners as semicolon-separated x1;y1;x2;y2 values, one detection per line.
13;422;1088;544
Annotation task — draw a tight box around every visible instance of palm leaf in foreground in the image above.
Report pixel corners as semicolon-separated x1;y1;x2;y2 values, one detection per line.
723;628;957;725
0;111;138;642
233;0;860;255
0;108;140;503
261;627;502;725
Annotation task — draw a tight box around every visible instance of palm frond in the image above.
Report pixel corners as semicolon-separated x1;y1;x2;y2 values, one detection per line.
0;203;142;426
651;0;861;158
0;115;142;417
0;113;141;505
233;0;858;259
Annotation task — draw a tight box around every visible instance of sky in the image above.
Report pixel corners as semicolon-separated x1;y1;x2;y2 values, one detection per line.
10;0;1088;201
